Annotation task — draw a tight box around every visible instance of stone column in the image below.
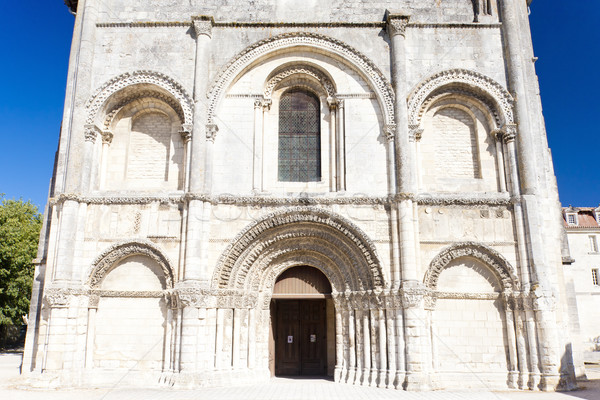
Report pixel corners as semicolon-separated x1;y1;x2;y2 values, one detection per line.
84;295;99;368
388;14;419;287
346;307;356;383
377;308;387;387
99;130;113;189
394;305;406;389
334;307;343;382
385;303;396;389
402;288;429;390
384;124;397;194
247;308;256;369
532;290;561;391
515;300;529;389
504;293;519;388
362;309;371;385
52;199;80;282
81;125;99;192
492;129;507;192
337;99;346;191
328;98;338;191
253;99;264;192
180;125;193;191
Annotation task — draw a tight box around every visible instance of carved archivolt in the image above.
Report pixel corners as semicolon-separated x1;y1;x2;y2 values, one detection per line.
407;69;515;129
208;32;395;125
87;240;174;289
86;70;193;127
264;64;336;100
212;207;385;291
424;242;519;292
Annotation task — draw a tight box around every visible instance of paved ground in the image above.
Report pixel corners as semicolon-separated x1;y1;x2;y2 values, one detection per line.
1;351;599;400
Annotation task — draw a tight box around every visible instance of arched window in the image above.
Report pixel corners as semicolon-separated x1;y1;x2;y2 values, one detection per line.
278;89;321;182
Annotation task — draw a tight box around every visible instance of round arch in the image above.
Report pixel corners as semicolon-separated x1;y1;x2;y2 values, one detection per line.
407;69;515;130
85;70;194;129
87;240;174;289
212;207;385;293
424;242;519;292
207;32;396;126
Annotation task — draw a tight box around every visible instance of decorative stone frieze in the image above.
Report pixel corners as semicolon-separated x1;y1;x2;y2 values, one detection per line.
407;69;515;130
264;64;336;100
424;242;519;291
43;287;75;308
88;240;174;289
207;32;395;126
86;70;193;128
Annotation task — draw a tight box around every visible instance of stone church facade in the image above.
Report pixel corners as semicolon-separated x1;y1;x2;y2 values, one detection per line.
24;0;575;391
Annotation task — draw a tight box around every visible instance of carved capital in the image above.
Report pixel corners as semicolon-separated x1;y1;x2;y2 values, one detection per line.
101;130;114;145
327;97;338;111
401;288;424;309
254;99;263;109
44;288;71;308
192;15;214;39
383;124;396;142
424;293;437;310
409;127;423;142
177;287;208;308
179;124;193;143
88;294;100;309
84;124;101;143
532;289;556;312
206;123;219;142
491;128;504;143
502;124;517;143
387;15;410;38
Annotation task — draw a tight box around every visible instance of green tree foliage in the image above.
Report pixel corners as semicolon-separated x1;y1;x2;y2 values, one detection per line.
0;195;42;327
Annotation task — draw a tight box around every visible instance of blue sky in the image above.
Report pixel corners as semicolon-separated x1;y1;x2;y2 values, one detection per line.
0;2;598;211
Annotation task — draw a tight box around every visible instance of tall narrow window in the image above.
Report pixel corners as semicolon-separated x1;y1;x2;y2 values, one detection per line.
278;89;321;182
590;235;598;253
592;269;599;286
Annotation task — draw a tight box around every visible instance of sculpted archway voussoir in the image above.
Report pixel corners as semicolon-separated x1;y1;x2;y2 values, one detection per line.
86;70;194;127
213;207;385;291
87;239;174;289
424;241;519;292
264;64;336;100
229;228;365;292
407;69;515;128
208;32;395;125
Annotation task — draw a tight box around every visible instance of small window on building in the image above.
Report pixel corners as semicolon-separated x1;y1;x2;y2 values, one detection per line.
590;236;599;253
278;89;321;182
567;214;577;225
593;269;599;286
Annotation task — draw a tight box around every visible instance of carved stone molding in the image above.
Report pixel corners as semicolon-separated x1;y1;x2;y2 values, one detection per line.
86;70;193;128
407;69;515;130
383;124;396;142
101;130;114;145
43;287;73;308
179;124;193;143
207;32;395;126
87;240;174;289
401;287;426;309
177;286;210;308
206;123;219;142
387;15;410;38
264;64;336;101
212;207;385;291
84;124;101;143
503;124;517;143
416;193;511;206
425;242;519;292
191;15;214;38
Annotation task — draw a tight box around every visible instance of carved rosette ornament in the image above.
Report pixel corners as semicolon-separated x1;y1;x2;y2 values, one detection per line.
387;15;410;38
84;124;101;143
206;123;219;142
192;15;214;39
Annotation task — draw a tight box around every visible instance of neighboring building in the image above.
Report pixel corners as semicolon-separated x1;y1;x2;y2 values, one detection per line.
23;0;575;392
562;206;600;364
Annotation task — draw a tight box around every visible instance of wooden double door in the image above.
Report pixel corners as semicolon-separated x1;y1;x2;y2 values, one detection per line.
274;299;327;376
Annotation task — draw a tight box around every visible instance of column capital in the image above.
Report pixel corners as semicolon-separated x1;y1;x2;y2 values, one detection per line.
502;124;517;143
101;130;114;145
192;15;214;38
387;13;410;38
84;124;101;143
491;128;504;142
408;125;423;142
206;123;219;142
179;124;193;143
383;124;396;142
327;96;339;111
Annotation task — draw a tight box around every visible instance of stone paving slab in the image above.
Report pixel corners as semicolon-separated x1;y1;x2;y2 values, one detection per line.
1;352;599;400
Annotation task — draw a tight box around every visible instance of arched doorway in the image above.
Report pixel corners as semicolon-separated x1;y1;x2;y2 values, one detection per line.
270;266;333;377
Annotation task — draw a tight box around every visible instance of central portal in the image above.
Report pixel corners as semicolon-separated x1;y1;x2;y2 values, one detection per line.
275;300;327;375
269;265;333;377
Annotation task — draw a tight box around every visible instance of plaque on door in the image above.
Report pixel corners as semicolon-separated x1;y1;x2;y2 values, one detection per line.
310;334;316;343
287;335;293;343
